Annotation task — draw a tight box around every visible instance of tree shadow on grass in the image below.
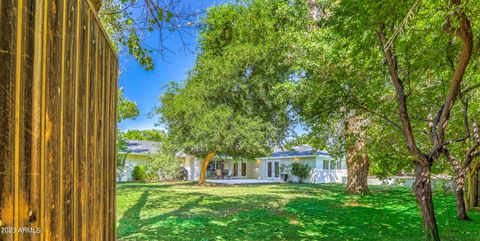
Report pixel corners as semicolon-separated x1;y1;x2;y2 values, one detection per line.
117;190;150;238
117;181;196;191
117;183;480;241
117;189;304;241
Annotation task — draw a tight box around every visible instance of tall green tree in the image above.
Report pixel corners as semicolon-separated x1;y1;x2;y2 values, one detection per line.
156;0;305;184
291;0;411;195
327;0;479;239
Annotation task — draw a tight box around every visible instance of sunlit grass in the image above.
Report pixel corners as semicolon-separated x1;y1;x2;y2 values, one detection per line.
116;182;480;241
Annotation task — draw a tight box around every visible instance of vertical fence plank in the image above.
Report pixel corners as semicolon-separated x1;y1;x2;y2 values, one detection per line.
96;31;106;241
44;0;64;239
61;0;78;240
18;0;43;240
0;0;17;240
75;1;88;239
103;39;111;241
87;8;98;240
110;51;117;241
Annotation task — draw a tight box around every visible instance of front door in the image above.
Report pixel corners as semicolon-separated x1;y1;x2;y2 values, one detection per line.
267;161;280;179
233;161;247;178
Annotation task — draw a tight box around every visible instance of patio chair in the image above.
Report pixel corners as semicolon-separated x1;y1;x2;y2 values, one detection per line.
216;169;222;179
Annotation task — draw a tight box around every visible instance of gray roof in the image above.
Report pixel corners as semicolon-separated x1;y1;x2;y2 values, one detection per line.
120;140;160;155
271;144;329;157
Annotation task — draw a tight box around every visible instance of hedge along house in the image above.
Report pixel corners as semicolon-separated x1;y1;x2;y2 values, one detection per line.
117;140;159;182
180;145;347;183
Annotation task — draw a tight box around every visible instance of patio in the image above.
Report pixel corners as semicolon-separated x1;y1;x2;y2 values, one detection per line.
206;179;282;185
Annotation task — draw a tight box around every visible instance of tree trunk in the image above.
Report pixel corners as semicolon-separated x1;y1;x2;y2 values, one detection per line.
345;115;370;195
443;149;470;220
453;173;469;220
467;167;479;209
198;148;218;185
414;164;441;241
346;152;370;194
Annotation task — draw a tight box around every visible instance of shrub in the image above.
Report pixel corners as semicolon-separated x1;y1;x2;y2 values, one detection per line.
132;165;147;181
290;163;311;183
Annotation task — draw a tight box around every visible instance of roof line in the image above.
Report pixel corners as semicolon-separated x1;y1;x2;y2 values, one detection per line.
258;155;331;160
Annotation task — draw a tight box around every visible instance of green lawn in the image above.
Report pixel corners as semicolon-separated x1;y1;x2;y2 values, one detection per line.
116;182;480;241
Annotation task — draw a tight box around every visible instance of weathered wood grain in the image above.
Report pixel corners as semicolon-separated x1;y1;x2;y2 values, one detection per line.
87;7;97;240
103;38;111;241
75;1;88;240
61;0;78;240
44;0;65;239
18;0;42;240
0;0;117;240
96;33;106;241
0;0;17;240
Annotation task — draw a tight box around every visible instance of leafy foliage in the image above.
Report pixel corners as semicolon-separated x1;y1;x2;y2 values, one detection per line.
99;0;200;70
147;139;183;181
117;87;140;123
132;165;147;181
290;163;312;183
156;0;306;160
123;129;165;142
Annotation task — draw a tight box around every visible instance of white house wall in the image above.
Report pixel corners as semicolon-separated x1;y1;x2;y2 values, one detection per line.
118;154;150;182
256;156;347;184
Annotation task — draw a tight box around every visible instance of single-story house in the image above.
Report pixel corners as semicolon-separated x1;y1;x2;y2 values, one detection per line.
117;140;159;182
179;145;347;183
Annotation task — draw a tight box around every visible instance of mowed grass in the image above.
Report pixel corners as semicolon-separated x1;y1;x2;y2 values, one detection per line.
116;182;480;241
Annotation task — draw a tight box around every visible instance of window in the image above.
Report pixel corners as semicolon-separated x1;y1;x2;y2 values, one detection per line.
233;163;238;176
330;160;337;170
274;162;279;177
268;162;272;177
323;160;329;170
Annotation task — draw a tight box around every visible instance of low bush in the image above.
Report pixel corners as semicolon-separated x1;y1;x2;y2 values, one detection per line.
132;165;147;181
290;163;311;183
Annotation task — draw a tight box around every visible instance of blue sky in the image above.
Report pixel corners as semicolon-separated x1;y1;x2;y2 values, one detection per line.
118;0;230;131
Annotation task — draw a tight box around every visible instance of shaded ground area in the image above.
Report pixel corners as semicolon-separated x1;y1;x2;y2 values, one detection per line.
206;179;281;185
116;182;480;241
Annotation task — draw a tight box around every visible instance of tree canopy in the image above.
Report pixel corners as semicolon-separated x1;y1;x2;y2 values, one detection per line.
156;0;307;159
123;129;165;142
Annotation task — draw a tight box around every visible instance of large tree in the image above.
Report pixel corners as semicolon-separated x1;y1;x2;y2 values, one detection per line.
156;0;304;184
291;2;404;194
328;0;478;239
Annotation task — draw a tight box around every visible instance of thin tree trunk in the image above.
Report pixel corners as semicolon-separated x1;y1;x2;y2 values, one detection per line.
198;148;218;185
413;163;441;241
453;173;469;220
444;149;470;220
467;166;479;209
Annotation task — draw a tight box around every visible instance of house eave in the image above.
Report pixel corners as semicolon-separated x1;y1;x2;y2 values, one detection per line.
118;152;154;157
257;155;330;160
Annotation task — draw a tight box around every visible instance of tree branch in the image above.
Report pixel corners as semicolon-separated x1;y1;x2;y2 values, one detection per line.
378;24;425;162
436;0;474;143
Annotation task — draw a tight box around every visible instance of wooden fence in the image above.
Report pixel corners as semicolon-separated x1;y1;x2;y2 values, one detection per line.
0;0;118;240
